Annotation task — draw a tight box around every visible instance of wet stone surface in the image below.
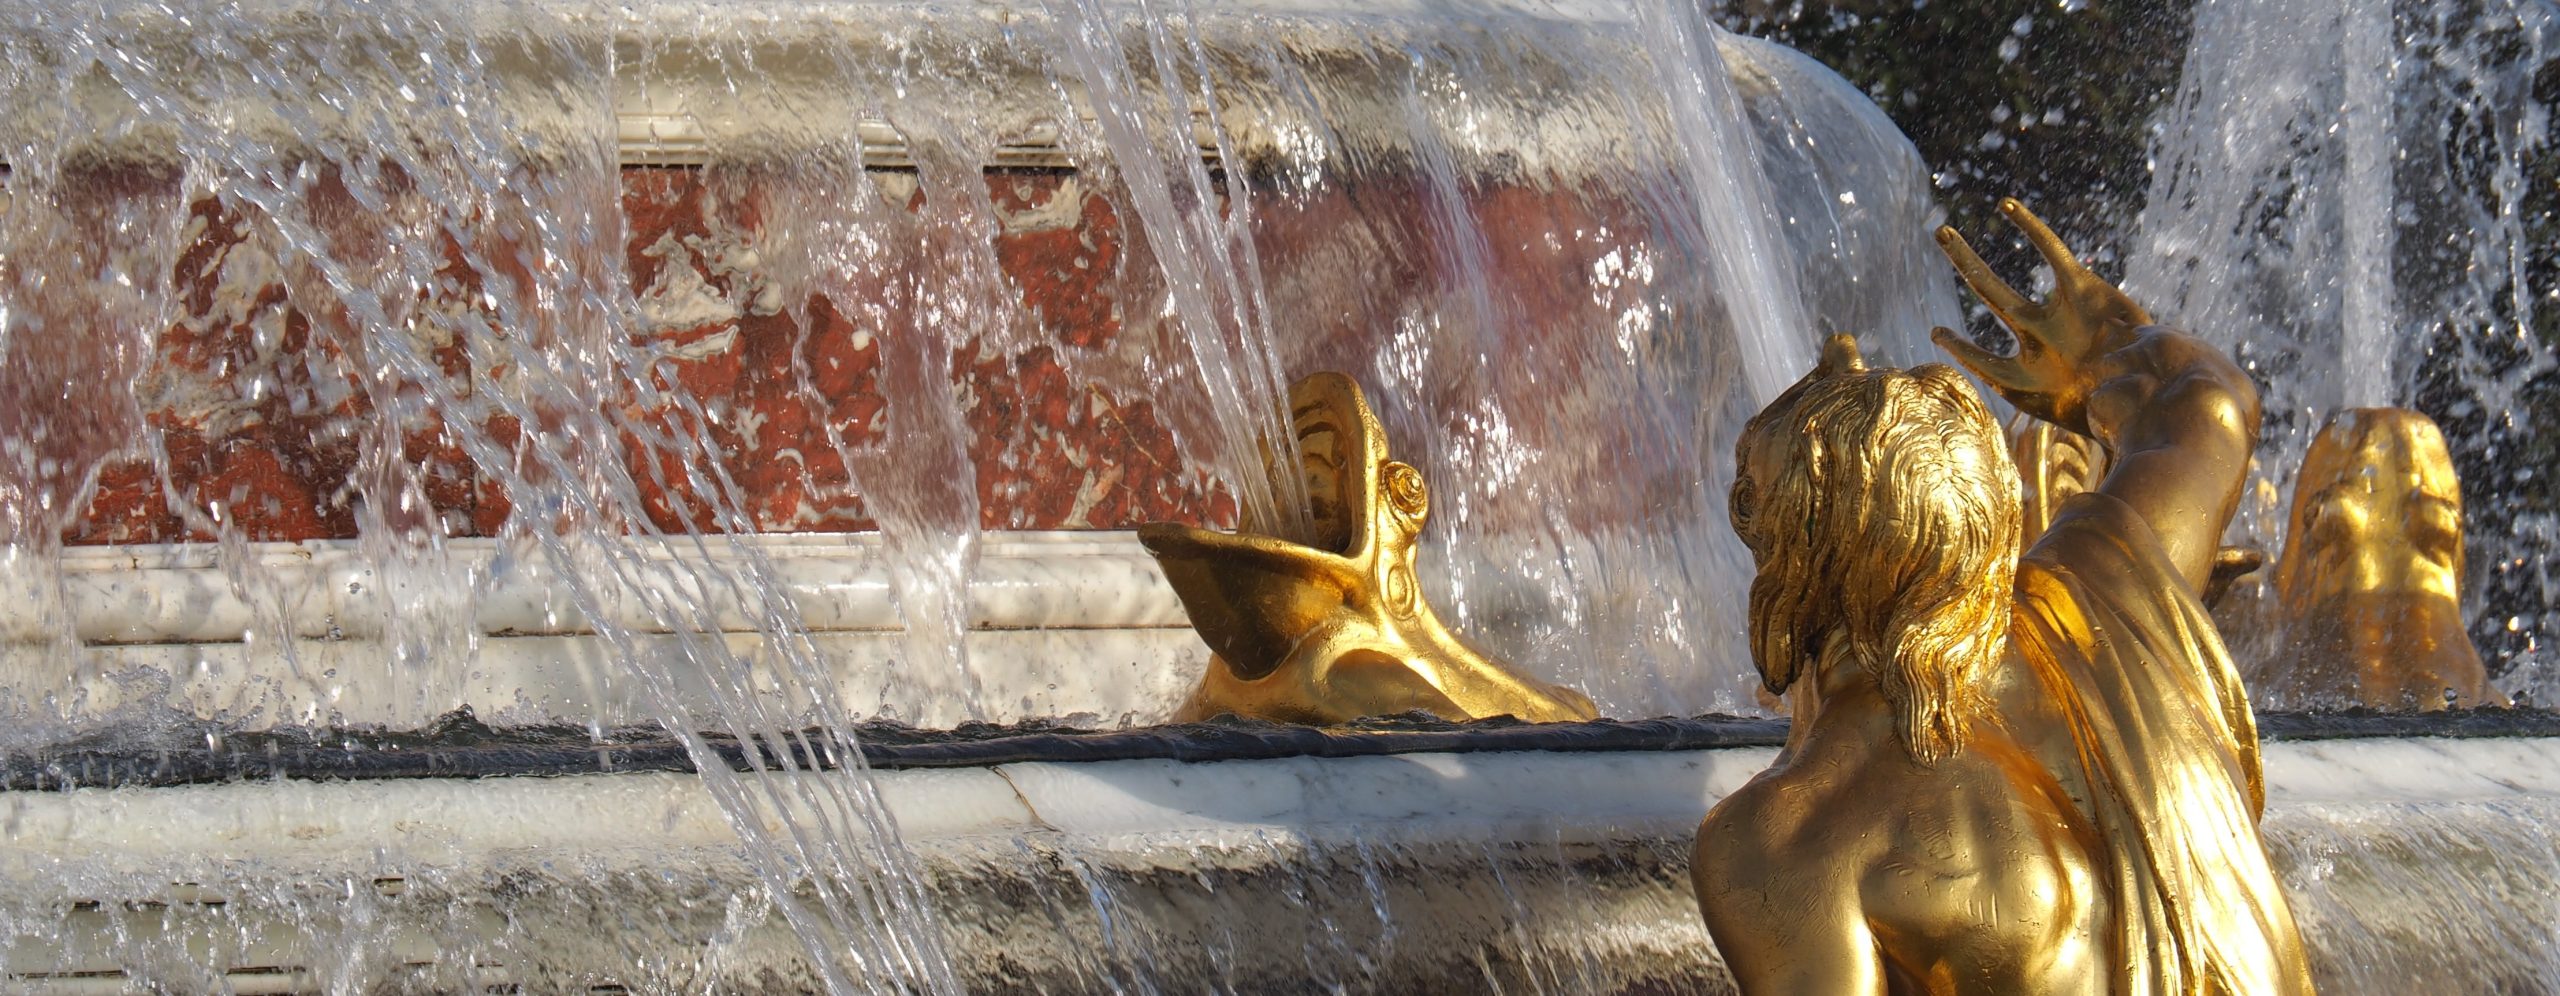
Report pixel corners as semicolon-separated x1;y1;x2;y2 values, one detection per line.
7;707;2551;790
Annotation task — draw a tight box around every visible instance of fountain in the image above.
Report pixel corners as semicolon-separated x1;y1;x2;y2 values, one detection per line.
0;0;2556;991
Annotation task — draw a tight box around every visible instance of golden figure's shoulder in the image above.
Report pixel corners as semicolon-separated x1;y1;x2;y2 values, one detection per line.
1692;761;1879;935
1694;768;1833;879
1691;767;1879;991
1698;737;2086;894
1695;740;2109;994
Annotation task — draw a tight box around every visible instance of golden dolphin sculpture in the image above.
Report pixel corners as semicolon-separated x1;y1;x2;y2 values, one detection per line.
1139;372;1597;726
2267;408;2506;709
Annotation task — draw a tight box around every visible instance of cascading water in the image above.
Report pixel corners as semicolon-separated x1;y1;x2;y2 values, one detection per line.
0;0;1953;987
2130;0;2560;693
2269;798;2560;989
3;0;2558;991
0;5;972;989
0;0;1957;728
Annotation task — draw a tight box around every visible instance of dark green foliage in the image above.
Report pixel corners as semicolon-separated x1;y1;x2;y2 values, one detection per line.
1723;0;2560;678
1717;0;2194;338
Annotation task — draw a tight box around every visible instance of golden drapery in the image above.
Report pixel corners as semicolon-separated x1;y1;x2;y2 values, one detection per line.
2013;492;2316;995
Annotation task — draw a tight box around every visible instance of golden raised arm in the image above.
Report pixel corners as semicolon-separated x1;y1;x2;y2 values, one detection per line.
1933;199;2259;595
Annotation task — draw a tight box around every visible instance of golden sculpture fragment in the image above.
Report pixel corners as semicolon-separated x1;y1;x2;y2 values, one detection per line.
2009;415;2263;605
2008;414;2104;540
2266;407;2505;709
2027;397;2500;708
1139;372;1596;726
1693;200;2314;994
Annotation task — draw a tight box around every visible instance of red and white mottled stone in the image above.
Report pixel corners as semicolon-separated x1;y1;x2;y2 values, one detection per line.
70;167;1235;544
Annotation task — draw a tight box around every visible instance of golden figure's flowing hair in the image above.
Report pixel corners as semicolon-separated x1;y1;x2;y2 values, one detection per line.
1729;336;2021;764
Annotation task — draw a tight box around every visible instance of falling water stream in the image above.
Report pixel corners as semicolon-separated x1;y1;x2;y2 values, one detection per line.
2131;0;2560;684
0;0;2556;990
0;0;1950;988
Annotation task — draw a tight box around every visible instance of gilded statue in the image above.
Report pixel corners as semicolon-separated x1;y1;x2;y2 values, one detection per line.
1692;200;2315;993
2010;416;2263;606
1139;372;1597;726
2265;407;2505;709
2031;399;2500;708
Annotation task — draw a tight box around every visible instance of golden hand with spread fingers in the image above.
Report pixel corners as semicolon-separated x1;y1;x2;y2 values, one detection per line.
1931;198;2153;434
1693;200;2315;995
1937;198;2260;596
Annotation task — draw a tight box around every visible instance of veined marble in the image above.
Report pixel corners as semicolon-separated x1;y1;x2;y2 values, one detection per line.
34;532;1184;642
7;532;1198;728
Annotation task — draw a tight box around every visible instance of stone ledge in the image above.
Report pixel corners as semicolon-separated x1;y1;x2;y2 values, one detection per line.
11;711;2555;791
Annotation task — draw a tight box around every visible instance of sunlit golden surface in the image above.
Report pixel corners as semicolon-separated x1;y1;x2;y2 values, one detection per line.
1693;201;2314;994
2010;415;2263;606
2010;415;2104;541
1139;372;1595;726
2267;407;2504;709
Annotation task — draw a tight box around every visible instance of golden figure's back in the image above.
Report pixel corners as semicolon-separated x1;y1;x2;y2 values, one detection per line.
1693;201;2315;995
1697;695;2108;994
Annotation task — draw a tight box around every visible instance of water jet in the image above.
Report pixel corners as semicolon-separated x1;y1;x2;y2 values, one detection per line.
0;0;2555;991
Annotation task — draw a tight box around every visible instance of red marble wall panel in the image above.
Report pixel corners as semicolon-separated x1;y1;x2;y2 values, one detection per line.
1243;174;1715;539
64;167;1235;544
56;163;1674;548
66;192;501;544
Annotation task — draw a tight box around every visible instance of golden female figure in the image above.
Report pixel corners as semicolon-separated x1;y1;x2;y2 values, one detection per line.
1692;201;2315;994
